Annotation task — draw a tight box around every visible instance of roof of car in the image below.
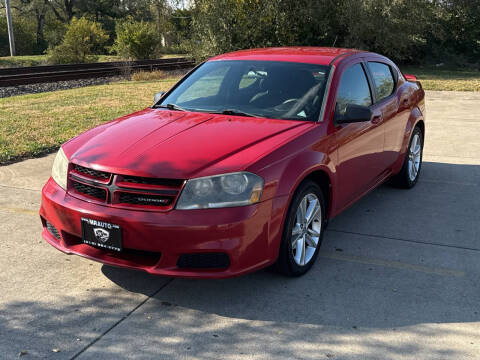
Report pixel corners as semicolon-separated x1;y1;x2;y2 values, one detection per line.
209;47;365;66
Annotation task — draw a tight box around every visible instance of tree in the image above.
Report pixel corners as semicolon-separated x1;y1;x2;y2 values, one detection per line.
0;14;36;56
436;0;480;63
49;0;77;23
186;0;478;64
4;0;51;53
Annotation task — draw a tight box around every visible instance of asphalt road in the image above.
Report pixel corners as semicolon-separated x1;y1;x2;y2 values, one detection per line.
1;91;479;359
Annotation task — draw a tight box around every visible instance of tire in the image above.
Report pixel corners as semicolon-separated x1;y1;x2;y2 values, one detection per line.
390;126;423;189
274;180;326;276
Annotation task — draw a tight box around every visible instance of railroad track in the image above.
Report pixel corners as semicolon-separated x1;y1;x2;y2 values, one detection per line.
0;58;195;87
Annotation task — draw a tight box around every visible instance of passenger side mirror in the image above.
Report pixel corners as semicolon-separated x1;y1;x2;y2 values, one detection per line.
334;104;373;124
153;91;166;104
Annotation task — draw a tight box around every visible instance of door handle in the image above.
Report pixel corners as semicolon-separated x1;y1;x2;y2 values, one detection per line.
371;115;383;125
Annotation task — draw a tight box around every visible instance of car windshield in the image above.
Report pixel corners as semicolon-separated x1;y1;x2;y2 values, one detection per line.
157;60;331;122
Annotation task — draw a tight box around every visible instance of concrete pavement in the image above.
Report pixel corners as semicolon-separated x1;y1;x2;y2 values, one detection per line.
0;91;479;359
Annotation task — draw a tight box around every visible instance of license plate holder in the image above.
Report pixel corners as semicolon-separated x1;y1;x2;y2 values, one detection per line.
81;217;122;252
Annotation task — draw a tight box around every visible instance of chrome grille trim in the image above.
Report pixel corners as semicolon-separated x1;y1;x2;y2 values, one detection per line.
68;164;183;210
73;164;111;181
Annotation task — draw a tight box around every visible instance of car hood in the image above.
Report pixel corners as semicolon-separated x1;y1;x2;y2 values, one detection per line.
63;108;310;179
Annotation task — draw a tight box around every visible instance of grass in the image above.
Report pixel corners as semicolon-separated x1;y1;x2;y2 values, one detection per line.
400;65;480;91
0;77;180;165
0;54;187;68
0;55;48;68
0;64;478;165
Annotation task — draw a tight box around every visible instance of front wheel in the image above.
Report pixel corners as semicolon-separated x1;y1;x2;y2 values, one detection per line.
391;126;423;188
274;181;326;276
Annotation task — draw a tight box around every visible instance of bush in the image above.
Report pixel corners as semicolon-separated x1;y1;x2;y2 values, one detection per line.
0;16;36;56
47;17;109;64
112;20;158;60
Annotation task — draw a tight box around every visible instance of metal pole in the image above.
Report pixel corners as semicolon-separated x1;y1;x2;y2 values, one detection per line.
5;0;16;56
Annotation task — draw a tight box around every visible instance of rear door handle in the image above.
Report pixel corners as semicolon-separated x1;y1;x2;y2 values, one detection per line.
371;115;383;125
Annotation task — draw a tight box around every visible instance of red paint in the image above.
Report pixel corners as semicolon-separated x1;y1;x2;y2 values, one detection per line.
40;47;425;278
404;73;418;82
210;47;363;65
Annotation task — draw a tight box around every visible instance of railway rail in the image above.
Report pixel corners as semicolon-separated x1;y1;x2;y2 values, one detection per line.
0;58;195;87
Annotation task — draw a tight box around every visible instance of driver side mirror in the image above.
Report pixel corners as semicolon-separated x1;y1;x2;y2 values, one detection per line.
153;91;166;104
334;104;373;124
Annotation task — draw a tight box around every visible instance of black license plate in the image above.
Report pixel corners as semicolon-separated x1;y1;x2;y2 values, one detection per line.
81;218;122;252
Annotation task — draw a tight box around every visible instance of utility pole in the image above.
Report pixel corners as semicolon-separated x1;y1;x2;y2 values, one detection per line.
5;0;16;56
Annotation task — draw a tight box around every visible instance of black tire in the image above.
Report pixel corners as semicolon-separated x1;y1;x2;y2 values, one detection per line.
390;126;424;189
274;180;326;277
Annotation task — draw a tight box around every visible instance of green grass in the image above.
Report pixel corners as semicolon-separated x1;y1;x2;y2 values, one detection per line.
0;64;478;165
0;54;187;68
0;55;48;68
400;65;480;91
0;77;180;165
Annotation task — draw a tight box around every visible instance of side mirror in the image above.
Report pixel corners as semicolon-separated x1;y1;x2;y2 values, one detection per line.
153;91;166;104
335;104;373;124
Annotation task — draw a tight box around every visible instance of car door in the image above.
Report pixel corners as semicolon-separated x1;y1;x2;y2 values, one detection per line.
333;60;386;208
365;60;407;166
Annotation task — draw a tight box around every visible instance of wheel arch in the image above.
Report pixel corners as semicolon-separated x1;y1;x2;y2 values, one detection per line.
415;119;425;139
391;108;425;175
301;170;332;219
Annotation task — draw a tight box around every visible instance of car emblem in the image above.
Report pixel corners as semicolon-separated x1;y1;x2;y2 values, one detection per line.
93;228;110;243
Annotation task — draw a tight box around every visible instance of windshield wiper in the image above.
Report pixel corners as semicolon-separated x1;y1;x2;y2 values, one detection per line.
212;109;257;118
156;103;187;111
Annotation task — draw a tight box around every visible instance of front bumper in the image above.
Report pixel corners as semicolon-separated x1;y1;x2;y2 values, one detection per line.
40;177;274;278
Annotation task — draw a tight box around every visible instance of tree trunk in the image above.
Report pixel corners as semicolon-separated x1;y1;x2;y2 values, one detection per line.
35;10;46;47
64;0;75;22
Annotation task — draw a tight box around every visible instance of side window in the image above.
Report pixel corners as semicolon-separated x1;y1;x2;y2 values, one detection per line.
336;63;372;115
367;62;395;101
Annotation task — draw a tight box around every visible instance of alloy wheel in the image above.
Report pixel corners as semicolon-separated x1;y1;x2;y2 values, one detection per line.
408;133;422;181
291;193;322;266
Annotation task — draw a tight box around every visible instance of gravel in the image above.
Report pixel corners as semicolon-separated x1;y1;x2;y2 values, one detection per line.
0;76;125;98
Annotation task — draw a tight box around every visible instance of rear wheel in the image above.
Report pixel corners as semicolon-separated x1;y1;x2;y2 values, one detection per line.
274;181;326;276
391;126;423;188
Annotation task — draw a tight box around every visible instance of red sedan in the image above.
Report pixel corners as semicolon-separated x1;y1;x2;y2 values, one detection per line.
40;47;425;278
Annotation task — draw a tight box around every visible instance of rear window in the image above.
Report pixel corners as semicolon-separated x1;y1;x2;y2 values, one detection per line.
367;62;395;101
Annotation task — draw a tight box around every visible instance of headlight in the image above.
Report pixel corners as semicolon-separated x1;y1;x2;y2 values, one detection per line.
176;172;264;209
52;147;69;190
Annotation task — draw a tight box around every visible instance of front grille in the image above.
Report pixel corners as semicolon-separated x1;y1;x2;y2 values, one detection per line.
118;193;173;206
46;221;60;239
121;175;183;188
74;164;110;181
72;181;107;200
177;253;230;269
68;163;184;210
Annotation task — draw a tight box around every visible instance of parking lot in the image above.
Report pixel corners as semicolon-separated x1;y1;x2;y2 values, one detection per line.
1;90;479;359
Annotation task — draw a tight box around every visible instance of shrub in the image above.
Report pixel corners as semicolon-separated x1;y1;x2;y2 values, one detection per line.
112;20;158;60
47;17;109;64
